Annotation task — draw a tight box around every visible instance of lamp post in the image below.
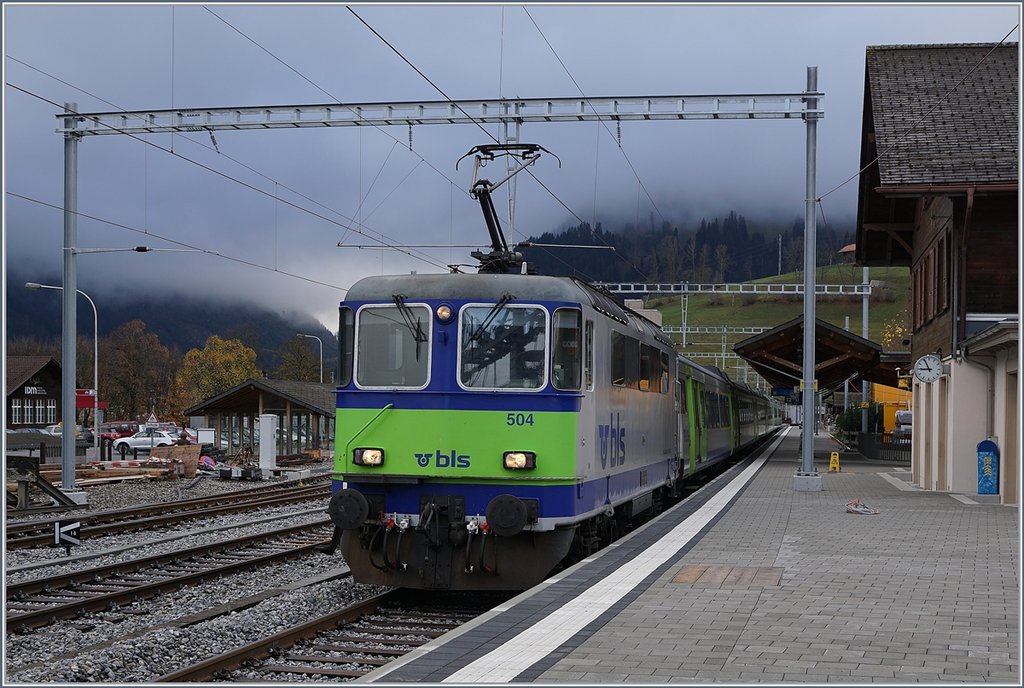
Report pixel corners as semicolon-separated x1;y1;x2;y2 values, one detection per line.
26;282;99;453
298;334;324;383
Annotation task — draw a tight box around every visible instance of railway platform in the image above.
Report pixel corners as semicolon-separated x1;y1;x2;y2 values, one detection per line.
362;427;1020;683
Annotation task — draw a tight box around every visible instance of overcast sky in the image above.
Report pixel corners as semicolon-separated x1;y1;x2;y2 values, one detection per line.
4;2;1019;328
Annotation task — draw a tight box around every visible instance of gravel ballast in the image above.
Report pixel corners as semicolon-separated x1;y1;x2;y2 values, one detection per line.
4;464;385;684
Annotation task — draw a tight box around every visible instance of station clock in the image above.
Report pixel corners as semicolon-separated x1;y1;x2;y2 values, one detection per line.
912;353;943;383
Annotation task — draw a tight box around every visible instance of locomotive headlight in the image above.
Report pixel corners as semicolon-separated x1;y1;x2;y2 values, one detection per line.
435;304;453;322
503;451;536;470
353;448;384;466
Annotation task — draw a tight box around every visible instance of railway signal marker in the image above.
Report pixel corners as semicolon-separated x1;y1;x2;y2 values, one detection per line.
53;520;81;554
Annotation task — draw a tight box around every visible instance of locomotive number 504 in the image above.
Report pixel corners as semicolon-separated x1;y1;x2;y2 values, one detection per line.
506;413;535;426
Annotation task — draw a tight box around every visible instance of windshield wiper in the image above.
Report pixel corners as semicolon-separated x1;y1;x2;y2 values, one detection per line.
392;294;428;361
469;293;515;343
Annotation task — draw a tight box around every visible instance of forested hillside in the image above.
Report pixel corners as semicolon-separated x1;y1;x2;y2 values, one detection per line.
521;211;853;283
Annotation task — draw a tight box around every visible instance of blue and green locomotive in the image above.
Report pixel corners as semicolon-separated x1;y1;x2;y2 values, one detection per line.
327;271;780;590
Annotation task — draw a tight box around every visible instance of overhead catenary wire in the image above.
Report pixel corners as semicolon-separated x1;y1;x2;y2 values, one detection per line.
7;191;352;293
523;5;664;282
347;6;649;282
202;5;468;198
5;56;449;270
523;7;667;228
7;83;454;273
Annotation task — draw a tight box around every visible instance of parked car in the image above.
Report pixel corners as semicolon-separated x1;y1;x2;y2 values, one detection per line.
112;429;178;452
894;410;912;441
100;421;141;444
43;424;62;436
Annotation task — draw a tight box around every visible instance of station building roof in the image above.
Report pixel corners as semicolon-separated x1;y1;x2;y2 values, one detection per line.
733;317;910;392
183;378;335;418
855;42;1018;266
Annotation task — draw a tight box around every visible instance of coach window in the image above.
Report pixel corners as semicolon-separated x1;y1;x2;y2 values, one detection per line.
356;304;430;388
639;344;653;391
611;331;626;386
551;309;582;391
624;336;640;388
338;307;354;386
460;305;546;390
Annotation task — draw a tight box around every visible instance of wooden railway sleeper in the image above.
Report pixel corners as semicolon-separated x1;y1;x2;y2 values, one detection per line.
284;654;392;667
261;664;367;678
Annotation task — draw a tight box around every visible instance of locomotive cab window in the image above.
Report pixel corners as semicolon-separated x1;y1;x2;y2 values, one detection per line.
355;304;430;388
460;304;547;390
551;308;582;391
338;307;354;387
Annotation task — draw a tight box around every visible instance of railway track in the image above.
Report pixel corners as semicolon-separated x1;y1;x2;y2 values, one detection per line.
6;520;334;632
5;476;330;549
157;591;503;682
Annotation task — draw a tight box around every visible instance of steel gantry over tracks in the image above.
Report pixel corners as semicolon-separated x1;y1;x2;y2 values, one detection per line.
55;76;825;493
599;282;871;296
56;93;823;137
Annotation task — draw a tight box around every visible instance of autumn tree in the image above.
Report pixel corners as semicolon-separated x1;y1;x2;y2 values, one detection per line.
166;335;261;418
100;320;177;421
275;336;320;382
6;336;59;358
880;314;911;351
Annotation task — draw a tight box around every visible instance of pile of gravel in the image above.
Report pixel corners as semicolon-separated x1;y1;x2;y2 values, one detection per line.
5;459;376;683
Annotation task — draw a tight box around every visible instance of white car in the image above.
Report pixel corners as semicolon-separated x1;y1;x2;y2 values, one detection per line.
112;429;178;452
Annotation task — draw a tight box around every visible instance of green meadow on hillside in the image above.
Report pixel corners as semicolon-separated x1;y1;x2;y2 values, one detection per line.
646;264;910;372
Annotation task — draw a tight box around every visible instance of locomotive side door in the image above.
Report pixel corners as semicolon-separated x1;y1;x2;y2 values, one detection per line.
675;370;689;474
692;379;705;467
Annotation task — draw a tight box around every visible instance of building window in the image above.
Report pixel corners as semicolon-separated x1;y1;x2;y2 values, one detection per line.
47;399;57;424
912;264;922;331
937;234;949;313
12;399;22;424
23;400;34;425
37;400;47;425
924;249;935;322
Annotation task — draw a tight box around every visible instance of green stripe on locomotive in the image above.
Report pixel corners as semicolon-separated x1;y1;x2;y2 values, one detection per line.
335;407;579;482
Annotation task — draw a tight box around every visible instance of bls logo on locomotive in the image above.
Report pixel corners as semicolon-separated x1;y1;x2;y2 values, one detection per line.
598;413;626;468
415;449;471;469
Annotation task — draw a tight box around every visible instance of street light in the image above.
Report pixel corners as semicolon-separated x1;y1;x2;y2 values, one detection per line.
297;334;323;383
25;282;99;452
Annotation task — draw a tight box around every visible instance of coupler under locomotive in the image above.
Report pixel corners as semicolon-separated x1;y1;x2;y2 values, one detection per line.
327;488;576;590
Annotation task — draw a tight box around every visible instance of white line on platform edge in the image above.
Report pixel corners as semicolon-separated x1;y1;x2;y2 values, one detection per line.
441;427;790;683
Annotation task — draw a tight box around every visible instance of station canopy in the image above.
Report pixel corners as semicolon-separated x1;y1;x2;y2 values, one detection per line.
733;316;909;393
